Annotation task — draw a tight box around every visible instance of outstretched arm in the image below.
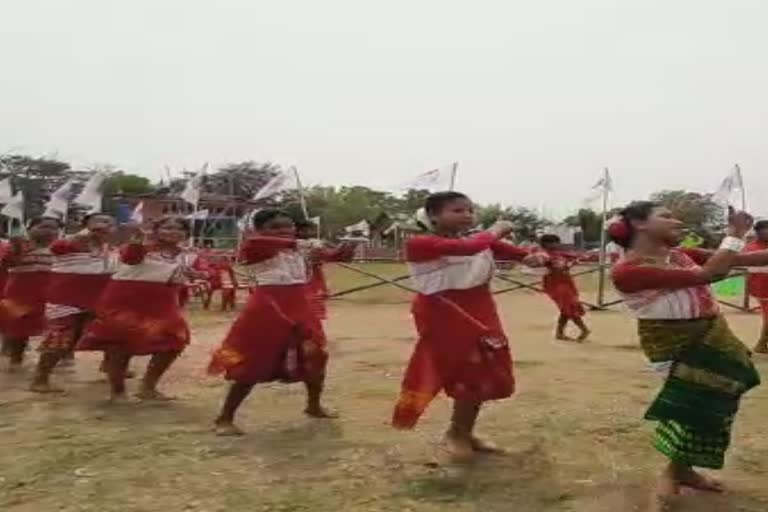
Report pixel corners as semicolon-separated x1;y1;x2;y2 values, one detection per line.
239;236;298;264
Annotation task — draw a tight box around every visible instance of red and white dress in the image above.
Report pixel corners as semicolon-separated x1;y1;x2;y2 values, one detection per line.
745;240;768;319
78;244;193;355
612;249;719;321
39;238;115;352
0;242;53;339
392;232;529;429
541;250;585;320
208;237;328;385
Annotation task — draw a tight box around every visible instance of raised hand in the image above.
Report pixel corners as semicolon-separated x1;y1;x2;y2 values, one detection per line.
727;207;754;238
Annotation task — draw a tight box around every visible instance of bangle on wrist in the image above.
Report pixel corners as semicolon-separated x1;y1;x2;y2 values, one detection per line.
719;236;746;253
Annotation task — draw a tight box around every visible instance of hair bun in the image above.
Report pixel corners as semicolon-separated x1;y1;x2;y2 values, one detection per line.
607;217;631;243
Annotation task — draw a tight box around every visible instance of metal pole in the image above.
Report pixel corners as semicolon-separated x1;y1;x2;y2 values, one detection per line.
735;164;747;210
292;166;310;220
449;162;458;191
596;167;610;307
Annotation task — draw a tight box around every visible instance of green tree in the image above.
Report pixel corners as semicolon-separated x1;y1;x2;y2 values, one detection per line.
650;190;724;243
564;209;603;243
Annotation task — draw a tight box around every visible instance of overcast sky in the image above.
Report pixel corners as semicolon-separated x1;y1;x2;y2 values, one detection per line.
1;0;767;219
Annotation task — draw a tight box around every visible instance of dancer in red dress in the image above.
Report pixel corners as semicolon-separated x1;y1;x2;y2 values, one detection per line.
392;192;545;458
209;210;335;436
0;217;60;370
746;220;768;353
295;220;356;321
78;217;198;402
30;213;117;393
538;234;590;341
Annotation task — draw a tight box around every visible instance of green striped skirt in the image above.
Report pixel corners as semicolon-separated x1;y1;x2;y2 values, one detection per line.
638;316;761;469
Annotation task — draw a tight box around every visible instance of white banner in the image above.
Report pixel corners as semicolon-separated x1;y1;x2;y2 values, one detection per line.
1;191;24;220
0;177;13;203
253;168;299;201
74;173;106;212
396;162;457;192
712;165;744;207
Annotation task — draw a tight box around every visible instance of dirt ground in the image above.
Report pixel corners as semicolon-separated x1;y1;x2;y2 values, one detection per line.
1;264;767;512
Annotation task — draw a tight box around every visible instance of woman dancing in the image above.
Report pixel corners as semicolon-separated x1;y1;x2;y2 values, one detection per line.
609;202;768;501
209;210;334;436
78;217;195;403
392;191;544;458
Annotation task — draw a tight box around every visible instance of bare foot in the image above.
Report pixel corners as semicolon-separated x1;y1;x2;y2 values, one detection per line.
445;433;476;461
470;435;506;454
125;370;136;379
676;468;724;493
655;466;681;508
752;344;768;354
109;393;140;405
555;334;573;342
29;381;64;394
214;422;245;437
576;330;591;342
304;405;339;419
136;389;177;402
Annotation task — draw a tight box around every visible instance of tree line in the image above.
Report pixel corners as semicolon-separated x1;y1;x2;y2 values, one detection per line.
0;153;725;244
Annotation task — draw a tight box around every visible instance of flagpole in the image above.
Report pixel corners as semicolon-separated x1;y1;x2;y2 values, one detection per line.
449;162;459;191
735;164;747;210
596;167;610;308
292;166;310;220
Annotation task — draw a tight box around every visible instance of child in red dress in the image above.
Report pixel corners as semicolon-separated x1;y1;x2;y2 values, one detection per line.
0;217;60;370
746;220;768;353
78;217;198;403
209;210;334;436
30;213;117;393
392;192;545;458
538;234;590;341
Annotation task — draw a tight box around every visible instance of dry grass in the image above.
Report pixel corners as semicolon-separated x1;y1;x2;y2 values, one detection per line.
1;265;767;512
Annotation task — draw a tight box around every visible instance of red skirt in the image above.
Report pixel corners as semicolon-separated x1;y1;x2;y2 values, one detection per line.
392;285;514;429
543;274;585;319
0;271;49;338
78;281;190;355
208;284;328;385
39;313;91;353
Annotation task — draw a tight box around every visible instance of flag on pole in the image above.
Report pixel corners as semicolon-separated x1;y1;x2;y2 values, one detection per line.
74;172;107;212
712;165;745;208
44;179;76;218
186;209;210;221
1;191;24;221
237;210;258;232
396;163;458;192
130;201;144;223
253;168;299;201
180;164;207;207
0;177;13;203
582;168;613;207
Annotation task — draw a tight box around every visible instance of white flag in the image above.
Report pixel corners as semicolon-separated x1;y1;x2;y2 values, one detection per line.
237;209;258;232
712;166;744;207
0;177;13;203
1;191;24;220
180;164;207;207
582;168;613;207
44;179;77;218
309;216;321;224
74;172;107;212
344;219;370;237
254;168;299;201
397;163;457;192
186;209;210;221
130;201;144;223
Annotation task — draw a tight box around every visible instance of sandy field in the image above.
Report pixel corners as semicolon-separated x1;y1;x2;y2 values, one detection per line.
1;264;767;512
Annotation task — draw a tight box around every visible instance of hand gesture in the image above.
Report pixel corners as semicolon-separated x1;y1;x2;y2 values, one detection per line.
489;220;514;238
